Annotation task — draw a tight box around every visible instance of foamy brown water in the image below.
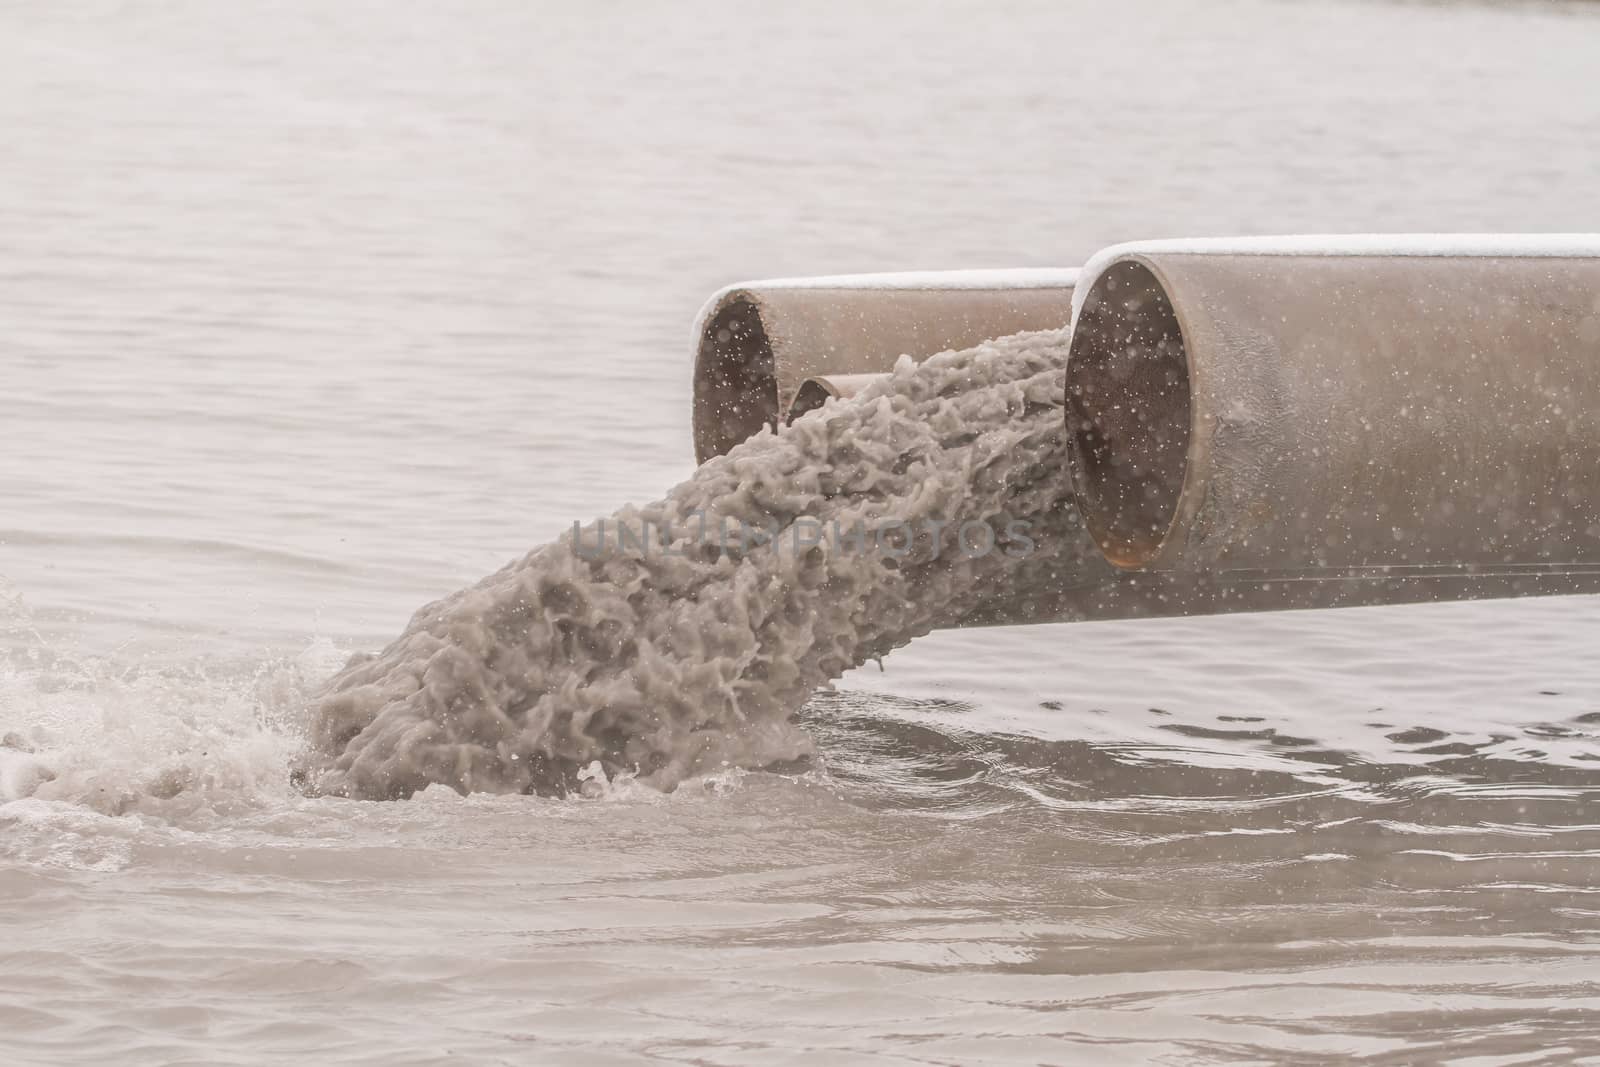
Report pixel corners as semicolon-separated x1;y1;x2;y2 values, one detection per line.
306;333;1085;799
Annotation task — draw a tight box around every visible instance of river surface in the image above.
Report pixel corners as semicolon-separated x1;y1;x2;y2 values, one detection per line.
4;1;1600;1063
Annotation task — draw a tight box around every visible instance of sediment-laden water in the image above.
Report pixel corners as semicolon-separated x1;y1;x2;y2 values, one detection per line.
306;332;1087;799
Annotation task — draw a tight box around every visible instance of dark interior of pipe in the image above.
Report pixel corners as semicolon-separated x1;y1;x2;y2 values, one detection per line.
786;378;836;423
1065;260;1192;568
692;299;780;462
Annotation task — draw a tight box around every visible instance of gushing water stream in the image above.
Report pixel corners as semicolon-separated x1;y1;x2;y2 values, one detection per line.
305;330;1088;799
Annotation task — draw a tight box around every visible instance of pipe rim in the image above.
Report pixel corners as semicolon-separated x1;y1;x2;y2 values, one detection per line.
1065;256;1196;569
692;295;780;463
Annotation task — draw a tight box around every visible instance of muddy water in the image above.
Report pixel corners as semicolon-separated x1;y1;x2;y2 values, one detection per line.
306;333;1085;800
4;1;1600;1063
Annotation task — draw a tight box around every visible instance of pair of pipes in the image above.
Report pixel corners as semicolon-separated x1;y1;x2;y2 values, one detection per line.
692;237;1600;627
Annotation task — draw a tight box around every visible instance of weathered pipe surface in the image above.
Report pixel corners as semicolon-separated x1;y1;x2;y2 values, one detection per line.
1065;236;1600;582
692;270;1078;463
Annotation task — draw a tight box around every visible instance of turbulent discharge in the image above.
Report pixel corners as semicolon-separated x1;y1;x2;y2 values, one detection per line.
304;329;1089;799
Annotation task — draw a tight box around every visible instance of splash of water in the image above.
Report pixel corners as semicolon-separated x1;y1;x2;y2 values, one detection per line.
0;637;341;817
303;329;1086;799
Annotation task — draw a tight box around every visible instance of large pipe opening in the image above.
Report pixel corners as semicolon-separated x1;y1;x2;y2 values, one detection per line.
1065;260;1192;568
692;299;779;462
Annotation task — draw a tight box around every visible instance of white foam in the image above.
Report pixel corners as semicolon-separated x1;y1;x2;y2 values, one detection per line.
0;640;340;815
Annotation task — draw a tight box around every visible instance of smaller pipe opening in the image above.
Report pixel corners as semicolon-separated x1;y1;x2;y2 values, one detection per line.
692;299;780;462
1065;260;1192;568
787;378;838;423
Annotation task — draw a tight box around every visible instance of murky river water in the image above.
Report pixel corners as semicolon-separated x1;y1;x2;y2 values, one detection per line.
4;1;1600;1062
